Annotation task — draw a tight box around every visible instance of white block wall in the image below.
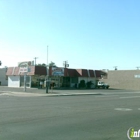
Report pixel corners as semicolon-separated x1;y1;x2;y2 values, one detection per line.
8;76;20;87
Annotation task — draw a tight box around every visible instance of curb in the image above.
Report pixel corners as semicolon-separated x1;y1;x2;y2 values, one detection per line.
0;91;102;97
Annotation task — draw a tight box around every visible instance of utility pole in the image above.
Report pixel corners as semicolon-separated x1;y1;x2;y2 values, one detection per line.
63;61;69;68
34;57;38;66
63;61;69;87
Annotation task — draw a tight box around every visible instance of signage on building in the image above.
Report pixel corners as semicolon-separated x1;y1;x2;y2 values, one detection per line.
18;61;33;67
19;67;29;73
18;61;33;92
52;67;64;76
18;61;32;73
134;75;140;78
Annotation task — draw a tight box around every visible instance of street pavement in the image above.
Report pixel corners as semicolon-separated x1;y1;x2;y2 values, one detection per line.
0;87;140;139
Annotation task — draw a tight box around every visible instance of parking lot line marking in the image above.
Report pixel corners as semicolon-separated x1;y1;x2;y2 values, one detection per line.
96;95;119;98
114;108;132;111
120;96;140;99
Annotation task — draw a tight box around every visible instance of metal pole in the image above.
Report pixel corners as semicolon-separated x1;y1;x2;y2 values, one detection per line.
47;46;48;67
46;46;49;93
24;72;26;92
34;57;38;66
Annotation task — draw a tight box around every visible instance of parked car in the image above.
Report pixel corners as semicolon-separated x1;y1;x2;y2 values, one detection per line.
96;81;109;89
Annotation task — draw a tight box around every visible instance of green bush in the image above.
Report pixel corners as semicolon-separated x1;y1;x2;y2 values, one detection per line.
79;80;86;88
86;81;92;89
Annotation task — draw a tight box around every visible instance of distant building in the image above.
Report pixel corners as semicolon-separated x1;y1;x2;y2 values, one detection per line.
0;68;8;86
6;65;107;88
49;66;107;88
6;66;46;88
102;70;140;90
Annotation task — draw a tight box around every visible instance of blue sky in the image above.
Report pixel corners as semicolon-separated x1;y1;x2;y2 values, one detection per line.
0;0;140;70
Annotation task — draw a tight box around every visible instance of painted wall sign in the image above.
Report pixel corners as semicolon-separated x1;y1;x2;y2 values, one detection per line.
18;61;31;73
52;67;64;76
18;61;32;67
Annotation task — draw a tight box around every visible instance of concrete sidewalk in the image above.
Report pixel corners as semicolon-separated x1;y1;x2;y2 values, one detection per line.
1;86;138;97
0;86;103;97
0;89;103;97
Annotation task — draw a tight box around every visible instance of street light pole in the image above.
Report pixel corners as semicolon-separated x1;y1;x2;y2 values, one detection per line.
34;57;38;66
46;46;49;93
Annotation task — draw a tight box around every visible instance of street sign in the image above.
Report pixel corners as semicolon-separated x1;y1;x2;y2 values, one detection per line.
18;61;32;67
19;67;29;73
18;62;31;92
